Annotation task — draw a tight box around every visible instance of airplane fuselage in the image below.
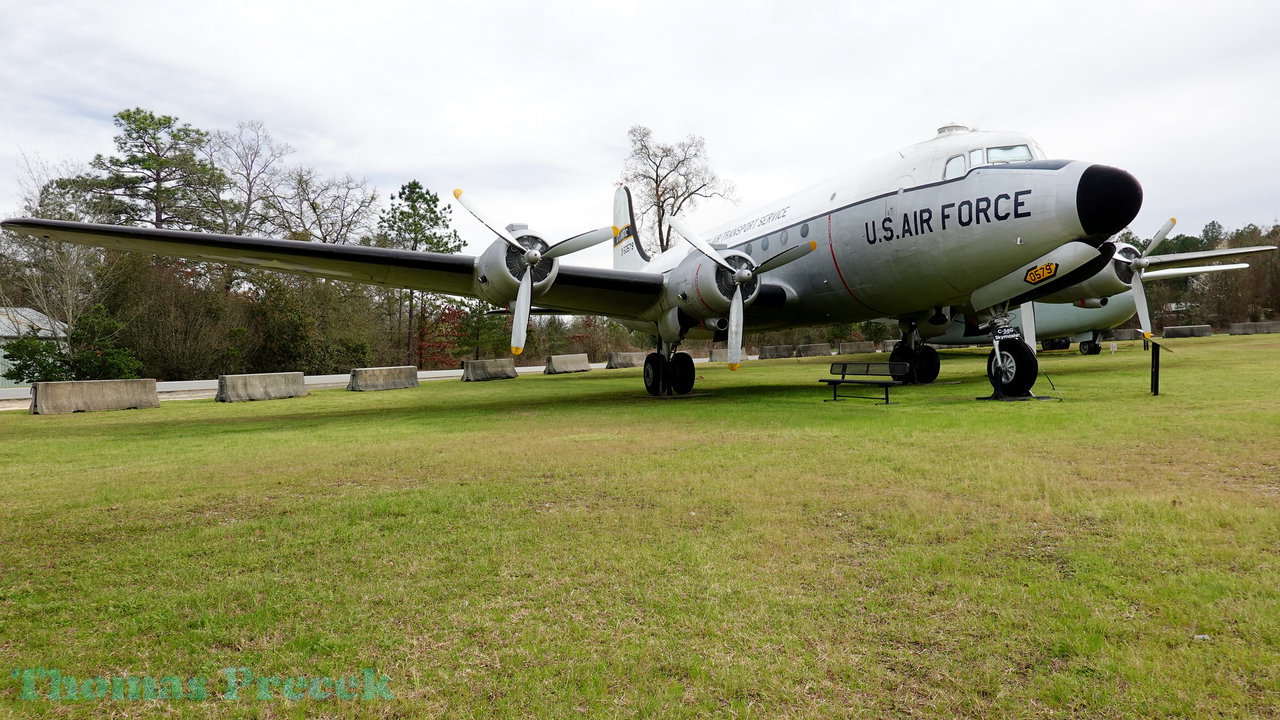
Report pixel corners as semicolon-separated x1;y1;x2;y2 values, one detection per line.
622;126;1141;336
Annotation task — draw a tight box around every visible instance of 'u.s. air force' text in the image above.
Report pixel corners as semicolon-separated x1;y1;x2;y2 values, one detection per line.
865;189;1032;244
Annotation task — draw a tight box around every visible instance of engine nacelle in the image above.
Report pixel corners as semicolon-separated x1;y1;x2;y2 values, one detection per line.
1035;242;1136;304
664;250;759;320
473;230;559;307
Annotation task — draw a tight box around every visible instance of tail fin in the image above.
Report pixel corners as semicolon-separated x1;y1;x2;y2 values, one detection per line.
612;185;651;270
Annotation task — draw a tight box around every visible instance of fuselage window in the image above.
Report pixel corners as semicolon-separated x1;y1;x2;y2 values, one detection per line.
986;144;1032;164
943;154;967;180
969;148;984;168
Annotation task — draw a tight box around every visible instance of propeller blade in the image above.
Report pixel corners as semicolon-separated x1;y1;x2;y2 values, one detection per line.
727;285;743;371
453;189;523;251
754;240;818;274
510;271;532;355
544;225;620;260
667;216;734;272
1131;270;1154;337
1142;217;1176;259
1020;301;1038;355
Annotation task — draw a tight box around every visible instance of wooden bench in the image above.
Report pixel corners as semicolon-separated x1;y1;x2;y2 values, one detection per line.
819;362;909;404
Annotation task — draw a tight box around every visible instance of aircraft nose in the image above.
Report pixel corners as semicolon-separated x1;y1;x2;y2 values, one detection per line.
1076;164;1142;239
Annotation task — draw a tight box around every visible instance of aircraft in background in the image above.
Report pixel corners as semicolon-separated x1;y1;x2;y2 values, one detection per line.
926;221;1273;355
6;124;1273;398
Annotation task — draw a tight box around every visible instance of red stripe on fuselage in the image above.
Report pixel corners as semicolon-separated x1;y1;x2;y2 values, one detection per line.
826;214;881;314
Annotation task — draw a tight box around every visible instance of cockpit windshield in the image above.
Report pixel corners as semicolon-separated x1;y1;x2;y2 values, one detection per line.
986;144;1033;164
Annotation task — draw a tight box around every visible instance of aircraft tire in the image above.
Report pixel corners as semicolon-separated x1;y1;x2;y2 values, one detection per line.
670;352;695;395
1079;340;1100;355
888;344;916;384
913;345;940;384
643;352;665;396
987;341;1038;397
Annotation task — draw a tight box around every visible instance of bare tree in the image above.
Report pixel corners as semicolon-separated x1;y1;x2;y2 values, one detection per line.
0;155;124;350
201;120;294;236
264;167;378;244
621;125;735;254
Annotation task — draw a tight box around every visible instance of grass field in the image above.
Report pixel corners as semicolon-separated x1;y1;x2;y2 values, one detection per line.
1;335;1277;718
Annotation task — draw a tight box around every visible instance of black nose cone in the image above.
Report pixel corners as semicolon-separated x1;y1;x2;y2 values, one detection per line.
1076;164;1143;239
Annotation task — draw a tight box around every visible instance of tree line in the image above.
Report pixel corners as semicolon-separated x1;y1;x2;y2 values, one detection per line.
0;109;643;383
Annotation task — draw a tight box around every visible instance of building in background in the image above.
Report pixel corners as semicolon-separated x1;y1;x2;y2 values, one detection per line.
0;308;66;388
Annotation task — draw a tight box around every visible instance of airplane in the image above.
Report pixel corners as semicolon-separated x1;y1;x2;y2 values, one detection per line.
925;222;1273;356
5;124;1273;398
927;293;1136;354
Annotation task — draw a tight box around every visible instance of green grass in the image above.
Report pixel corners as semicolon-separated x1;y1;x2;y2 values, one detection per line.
1;335;1277;718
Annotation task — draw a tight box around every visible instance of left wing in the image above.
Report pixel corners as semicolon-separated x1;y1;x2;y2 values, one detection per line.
0;218;666;319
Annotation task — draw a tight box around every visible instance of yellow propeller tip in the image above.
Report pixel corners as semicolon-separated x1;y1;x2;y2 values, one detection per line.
808;241;817;251
511;347;523;355
728;363;740;371
452;189;463;199
612;226;621;237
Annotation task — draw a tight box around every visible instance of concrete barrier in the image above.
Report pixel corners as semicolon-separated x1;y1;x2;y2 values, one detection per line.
606;351;647;369
1229;321;1280;335
759;345;794;359
544;353;591;374
709;348;730;362
796;343;834;357
347;366;419;392
217;372;307;402
1162;325;1212;339
462;358;518;381
883;340;899;353
1112;329;1141;341
838;341;875;354
30;379;159;415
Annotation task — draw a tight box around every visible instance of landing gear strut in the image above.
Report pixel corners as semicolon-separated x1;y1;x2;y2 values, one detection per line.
644;347;696;396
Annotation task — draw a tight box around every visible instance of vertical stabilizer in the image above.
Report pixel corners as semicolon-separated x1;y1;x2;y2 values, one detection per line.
612;185;651;270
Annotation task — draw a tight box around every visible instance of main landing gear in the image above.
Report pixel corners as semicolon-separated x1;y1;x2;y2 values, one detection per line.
644;350;696;396
888;342;940;384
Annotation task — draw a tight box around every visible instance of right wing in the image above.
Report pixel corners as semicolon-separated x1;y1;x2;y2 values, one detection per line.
1;218;667;320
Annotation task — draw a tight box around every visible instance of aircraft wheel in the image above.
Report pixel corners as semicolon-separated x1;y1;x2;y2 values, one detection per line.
888;344;916;384
1057;338;1072;351
670;352;695;395
987;341;1038;397
643;352;665;396
913;345;940;384
1087;340;1103;355
1079;340;1099;355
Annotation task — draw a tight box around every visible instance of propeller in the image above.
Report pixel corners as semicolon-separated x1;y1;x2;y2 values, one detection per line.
453;189;618;355
667;216;816;370
1125;217;1176;341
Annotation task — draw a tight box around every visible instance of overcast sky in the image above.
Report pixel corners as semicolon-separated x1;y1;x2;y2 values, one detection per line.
3;1;1278;267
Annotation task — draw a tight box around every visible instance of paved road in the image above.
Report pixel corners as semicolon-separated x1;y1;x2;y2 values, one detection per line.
0;355;739;411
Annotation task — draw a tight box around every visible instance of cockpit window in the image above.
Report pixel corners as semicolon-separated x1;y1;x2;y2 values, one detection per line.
943;154;966;180
986;144;1033;163
969;148;984;167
